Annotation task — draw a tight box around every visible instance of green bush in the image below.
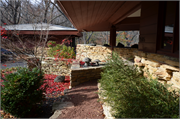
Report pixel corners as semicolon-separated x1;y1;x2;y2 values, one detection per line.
1;67;48;118
98;52;179;118
47;40;75;59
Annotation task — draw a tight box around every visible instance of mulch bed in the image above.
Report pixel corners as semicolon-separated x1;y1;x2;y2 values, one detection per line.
58;79;105;118
1;65;105;118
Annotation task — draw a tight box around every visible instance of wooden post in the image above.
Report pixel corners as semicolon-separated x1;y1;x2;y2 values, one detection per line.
110;25;116;50
72;37;76;48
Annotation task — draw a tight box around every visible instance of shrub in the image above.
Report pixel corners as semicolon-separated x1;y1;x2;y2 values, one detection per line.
47;40;75;59
1;67;48;118
98;52;179;118
47;41;56;47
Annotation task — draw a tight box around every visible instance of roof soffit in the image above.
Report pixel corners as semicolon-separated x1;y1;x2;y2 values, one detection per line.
57;1;142;31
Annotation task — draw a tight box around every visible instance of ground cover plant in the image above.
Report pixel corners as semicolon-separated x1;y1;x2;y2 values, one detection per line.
98;52;179;118
42;74;70;98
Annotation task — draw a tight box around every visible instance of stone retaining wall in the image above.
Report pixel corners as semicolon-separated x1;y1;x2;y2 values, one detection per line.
76;44;112;62
70;64;103;87
76;44;180;90
37;57;71;76
114;48;180;90
97;83;115;119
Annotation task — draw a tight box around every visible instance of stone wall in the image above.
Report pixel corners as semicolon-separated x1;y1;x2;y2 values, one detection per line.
76;44;180;90
76;44;112;62
114;48;180;90
97;83;115;119
70;64;103;87
41;57;71;76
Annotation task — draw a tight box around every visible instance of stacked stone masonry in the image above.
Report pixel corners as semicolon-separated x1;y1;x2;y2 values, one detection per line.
76;44;180;90
114;47;180;90
76;44;112;62
97;83;115;119
70;65;103;87
40;57;71;76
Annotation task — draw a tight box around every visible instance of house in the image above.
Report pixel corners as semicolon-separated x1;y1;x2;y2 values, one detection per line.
56;1;179;58
56;1;180;89
3;23;82;48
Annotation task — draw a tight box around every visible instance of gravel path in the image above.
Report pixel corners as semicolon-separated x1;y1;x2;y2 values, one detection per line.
58;79;105;118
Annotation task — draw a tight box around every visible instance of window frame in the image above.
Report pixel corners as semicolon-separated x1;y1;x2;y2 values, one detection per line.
156;1;179;58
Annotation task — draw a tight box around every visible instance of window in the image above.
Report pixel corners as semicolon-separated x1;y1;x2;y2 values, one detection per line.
157;1;179;58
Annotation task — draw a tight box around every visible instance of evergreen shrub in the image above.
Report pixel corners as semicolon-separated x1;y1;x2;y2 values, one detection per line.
1;67;48;118
99;52;179;118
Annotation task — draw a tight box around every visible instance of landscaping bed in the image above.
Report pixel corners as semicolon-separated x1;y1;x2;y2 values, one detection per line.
0;68;70;118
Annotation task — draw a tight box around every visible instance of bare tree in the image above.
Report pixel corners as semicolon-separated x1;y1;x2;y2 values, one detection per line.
0;0;72;27
0;0;21;25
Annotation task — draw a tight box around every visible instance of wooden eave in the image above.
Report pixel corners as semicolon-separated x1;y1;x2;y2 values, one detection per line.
5;30;82;37
57;1;141;31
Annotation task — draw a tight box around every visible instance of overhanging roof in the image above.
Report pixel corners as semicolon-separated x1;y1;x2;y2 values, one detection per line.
57;1;141;31
2;23;82;36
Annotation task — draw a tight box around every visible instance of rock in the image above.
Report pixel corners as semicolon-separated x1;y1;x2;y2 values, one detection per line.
50;110;62;119
83;57;91;66
52;101;74;112
54;76;65;82
171;72;180;85
93;59;101;65
154;68;172;81
83;57;91;63
160;64;179;72
116;42;124;47
134;56;141;63
144;60;160;67
141;57;146;64
134;63;145;67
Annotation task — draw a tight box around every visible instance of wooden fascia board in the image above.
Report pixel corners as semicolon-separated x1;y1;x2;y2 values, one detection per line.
56;1;79;31
113;2;141;25
4;30;81;36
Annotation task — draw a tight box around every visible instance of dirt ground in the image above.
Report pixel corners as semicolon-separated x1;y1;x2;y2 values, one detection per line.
58;79;105;118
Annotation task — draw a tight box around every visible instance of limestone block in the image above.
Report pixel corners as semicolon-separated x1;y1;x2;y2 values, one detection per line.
144;60;160;67
167;81;180;92
147;65;158;74
134;56;141;63
50;110;62;119
160;64;179;72
164;60;179;67
154;68;172;81
134;63;145;67
157;79;167;85
141;57;146;64
171;72;180;86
